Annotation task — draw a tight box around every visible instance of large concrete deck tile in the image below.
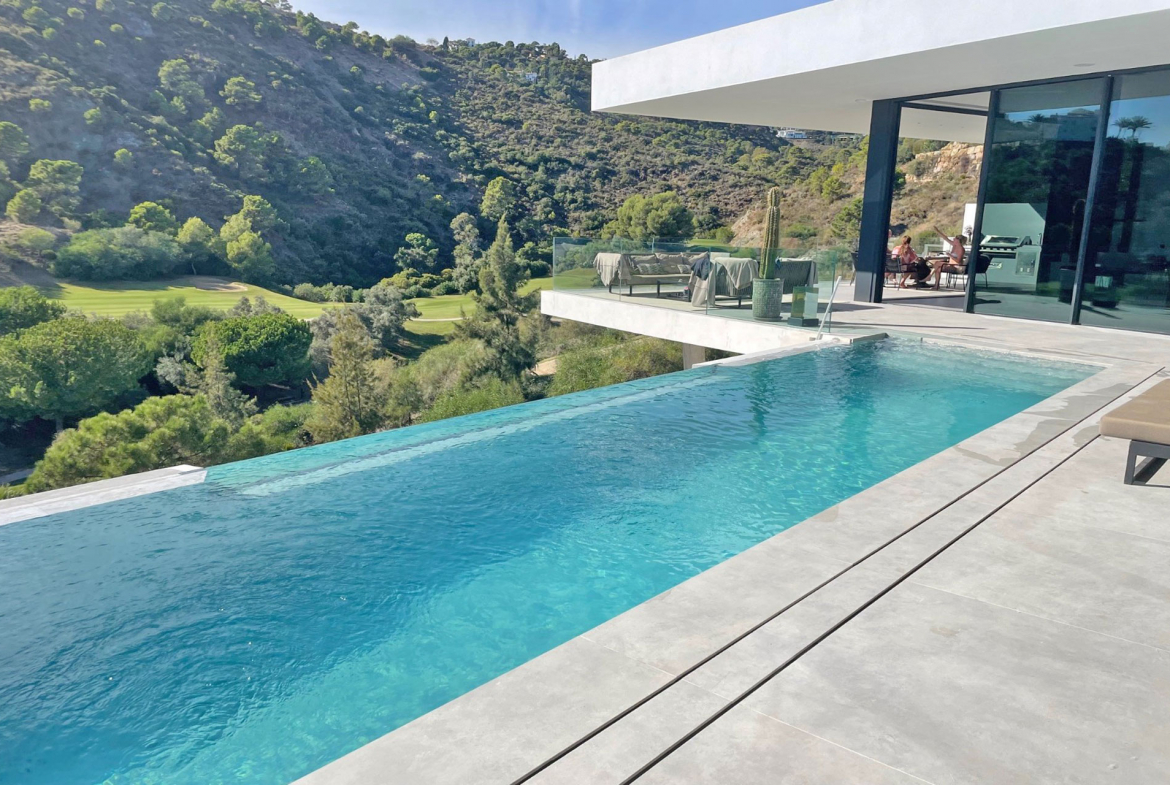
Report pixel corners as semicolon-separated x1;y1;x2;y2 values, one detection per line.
776;451;1001;566
912;441;1170;650
637;704;932;785
293;637;675;785
743;583;1170;785
527;679;726;785
580;542;850;676
681;546;909;701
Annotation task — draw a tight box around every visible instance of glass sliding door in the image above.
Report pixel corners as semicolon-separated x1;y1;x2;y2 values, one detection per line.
972;78;1106;322
1080;69;1170;334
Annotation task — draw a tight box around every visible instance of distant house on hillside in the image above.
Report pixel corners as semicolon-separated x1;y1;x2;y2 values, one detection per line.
775;127;808;139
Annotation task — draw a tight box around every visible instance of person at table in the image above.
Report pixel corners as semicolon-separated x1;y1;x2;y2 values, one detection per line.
931;226;967;288
892;236;923;288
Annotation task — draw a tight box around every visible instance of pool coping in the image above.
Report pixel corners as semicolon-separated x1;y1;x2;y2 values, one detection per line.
295;348;1163;784
0;465;206;526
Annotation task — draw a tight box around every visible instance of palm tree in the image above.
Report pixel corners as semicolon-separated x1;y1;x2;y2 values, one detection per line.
1115;115;1153;140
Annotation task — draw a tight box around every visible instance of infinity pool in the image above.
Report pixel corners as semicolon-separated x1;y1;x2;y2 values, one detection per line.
0;341;1091;785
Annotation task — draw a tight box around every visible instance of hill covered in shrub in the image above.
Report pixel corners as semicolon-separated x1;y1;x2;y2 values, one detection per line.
0;0;808;287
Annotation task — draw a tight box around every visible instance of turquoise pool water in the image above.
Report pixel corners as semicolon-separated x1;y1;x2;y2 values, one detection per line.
0;341;1091;785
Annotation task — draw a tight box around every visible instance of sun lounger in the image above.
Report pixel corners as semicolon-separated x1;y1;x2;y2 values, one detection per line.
1099;380;1170;484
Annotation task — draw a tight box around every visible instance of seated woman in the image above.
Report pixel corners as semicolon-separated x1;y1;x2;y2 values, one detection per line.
930;226;967;289
891;236;918;288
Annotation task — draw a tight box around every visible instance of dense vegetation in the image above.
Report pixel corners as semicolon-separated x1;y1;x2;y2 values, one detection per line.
0;0;980;491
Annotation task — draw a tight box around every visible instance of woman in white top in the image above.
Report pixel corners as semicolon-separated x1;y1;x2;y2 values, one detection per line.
931;226;966;289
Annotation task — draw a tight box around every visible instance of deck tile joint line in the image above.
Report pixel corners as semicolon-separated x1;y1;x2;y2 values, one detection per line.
618;433;1104;784
507;366;1163;785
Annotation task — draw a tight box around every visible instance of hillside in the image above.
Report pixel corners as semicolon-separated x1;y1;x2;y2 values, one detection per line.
0;0;800;286
0;0;980;292
731;140;981;251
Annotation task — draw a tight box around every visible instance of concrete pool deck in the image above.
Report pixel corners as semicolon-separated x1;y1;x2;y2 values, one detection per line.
300;300;1170;785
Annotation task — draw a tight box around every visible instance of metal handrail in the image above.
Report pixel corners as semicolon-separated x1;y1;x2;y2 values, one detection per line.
816;276;843;340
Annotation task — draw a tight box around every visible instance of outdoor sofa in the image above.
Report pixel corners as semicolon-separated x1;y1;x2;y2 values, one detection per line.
594;251;708;296
1099;379;1170;484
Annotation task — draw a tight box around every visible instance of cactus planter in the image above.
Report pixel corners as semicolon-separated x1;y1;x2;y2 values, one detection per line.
752;278;784;320
753;186;785;321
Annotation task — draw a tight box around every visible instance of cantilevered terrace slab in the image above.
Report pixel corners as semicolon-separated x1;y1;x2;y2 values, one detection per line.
591;0;1170;140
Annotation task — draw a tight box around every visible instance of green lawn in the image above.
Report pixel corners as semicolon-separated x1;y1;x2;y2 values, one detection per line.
407;277;551;320
32;275;554;338
40;277;331;318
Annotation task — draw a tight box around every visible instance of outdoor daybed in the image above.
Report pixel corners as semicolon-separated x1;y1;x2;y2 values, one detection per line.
594;251;707;295
1099;380;1170;484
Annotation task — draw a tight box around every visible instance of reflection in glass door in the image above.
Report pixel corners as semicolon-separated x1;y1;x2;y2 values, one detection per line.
972;79;1106;322
1081;70;1170;334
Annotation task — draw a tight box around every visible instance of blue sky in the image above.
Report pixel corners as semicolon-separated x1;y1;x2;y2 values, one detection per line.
291;0;822;59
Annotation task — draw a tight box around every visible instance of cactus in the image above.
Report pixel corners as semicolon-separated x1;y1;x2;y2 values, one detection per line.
760;186;782;279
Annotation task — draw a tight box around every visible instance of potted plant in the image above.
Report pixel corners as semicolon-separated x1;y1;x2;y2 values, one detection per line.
752;187;785;321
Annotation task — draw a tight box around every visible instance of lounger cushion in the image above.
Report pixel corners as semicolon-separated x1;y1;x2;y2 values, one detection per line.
1100;381;1170;444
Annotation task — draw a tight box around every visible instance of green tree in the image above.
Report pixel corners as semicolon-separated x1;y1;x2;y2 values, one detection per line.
295;155;333;195
192;311;311;388
603;191;694;241
14;227;55;256
213;125;266;179
234;194;278;232
83;107;103;127
450;212;482;293
224;230;274;282
221;76;262;106
185;330;256;426
308;282;416;371
25;159;84;217
21;5;49;25
150;2;173;20
550;338;682;395
830;197;864;241
28;99;52;113
54;227;182;279
158;58;206;104
0;122;30;166
458;219;536;378
176;216;222;272
820;175;846;202
150;295;220;334
113;148;133;169
192;107;226;146
419;377;523;422
23;395;247;492
0;286;65;335
393;232;439;272
307;310;384;442
0;315;149;430
480;176;516;222
6;189;42;223
127;201;178;234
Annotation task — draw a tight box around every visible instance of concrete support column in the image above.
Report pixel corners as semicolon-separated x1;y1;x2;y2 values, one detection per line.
855;99;902;303
681;343;705;370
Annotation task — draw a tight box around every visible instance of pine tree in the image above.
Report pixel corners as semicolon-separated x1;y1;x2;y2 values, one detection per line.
308;310;385;442
187;331;257;427
458;218;536;379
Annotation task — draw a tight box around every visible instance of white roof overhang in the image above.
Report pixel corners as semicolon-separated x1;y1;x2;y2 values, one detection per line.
592;0;1170;142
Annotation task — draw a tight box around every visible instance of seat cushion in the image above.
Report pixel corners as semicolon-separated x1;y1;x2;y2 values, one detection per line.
1100;385;1170;444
